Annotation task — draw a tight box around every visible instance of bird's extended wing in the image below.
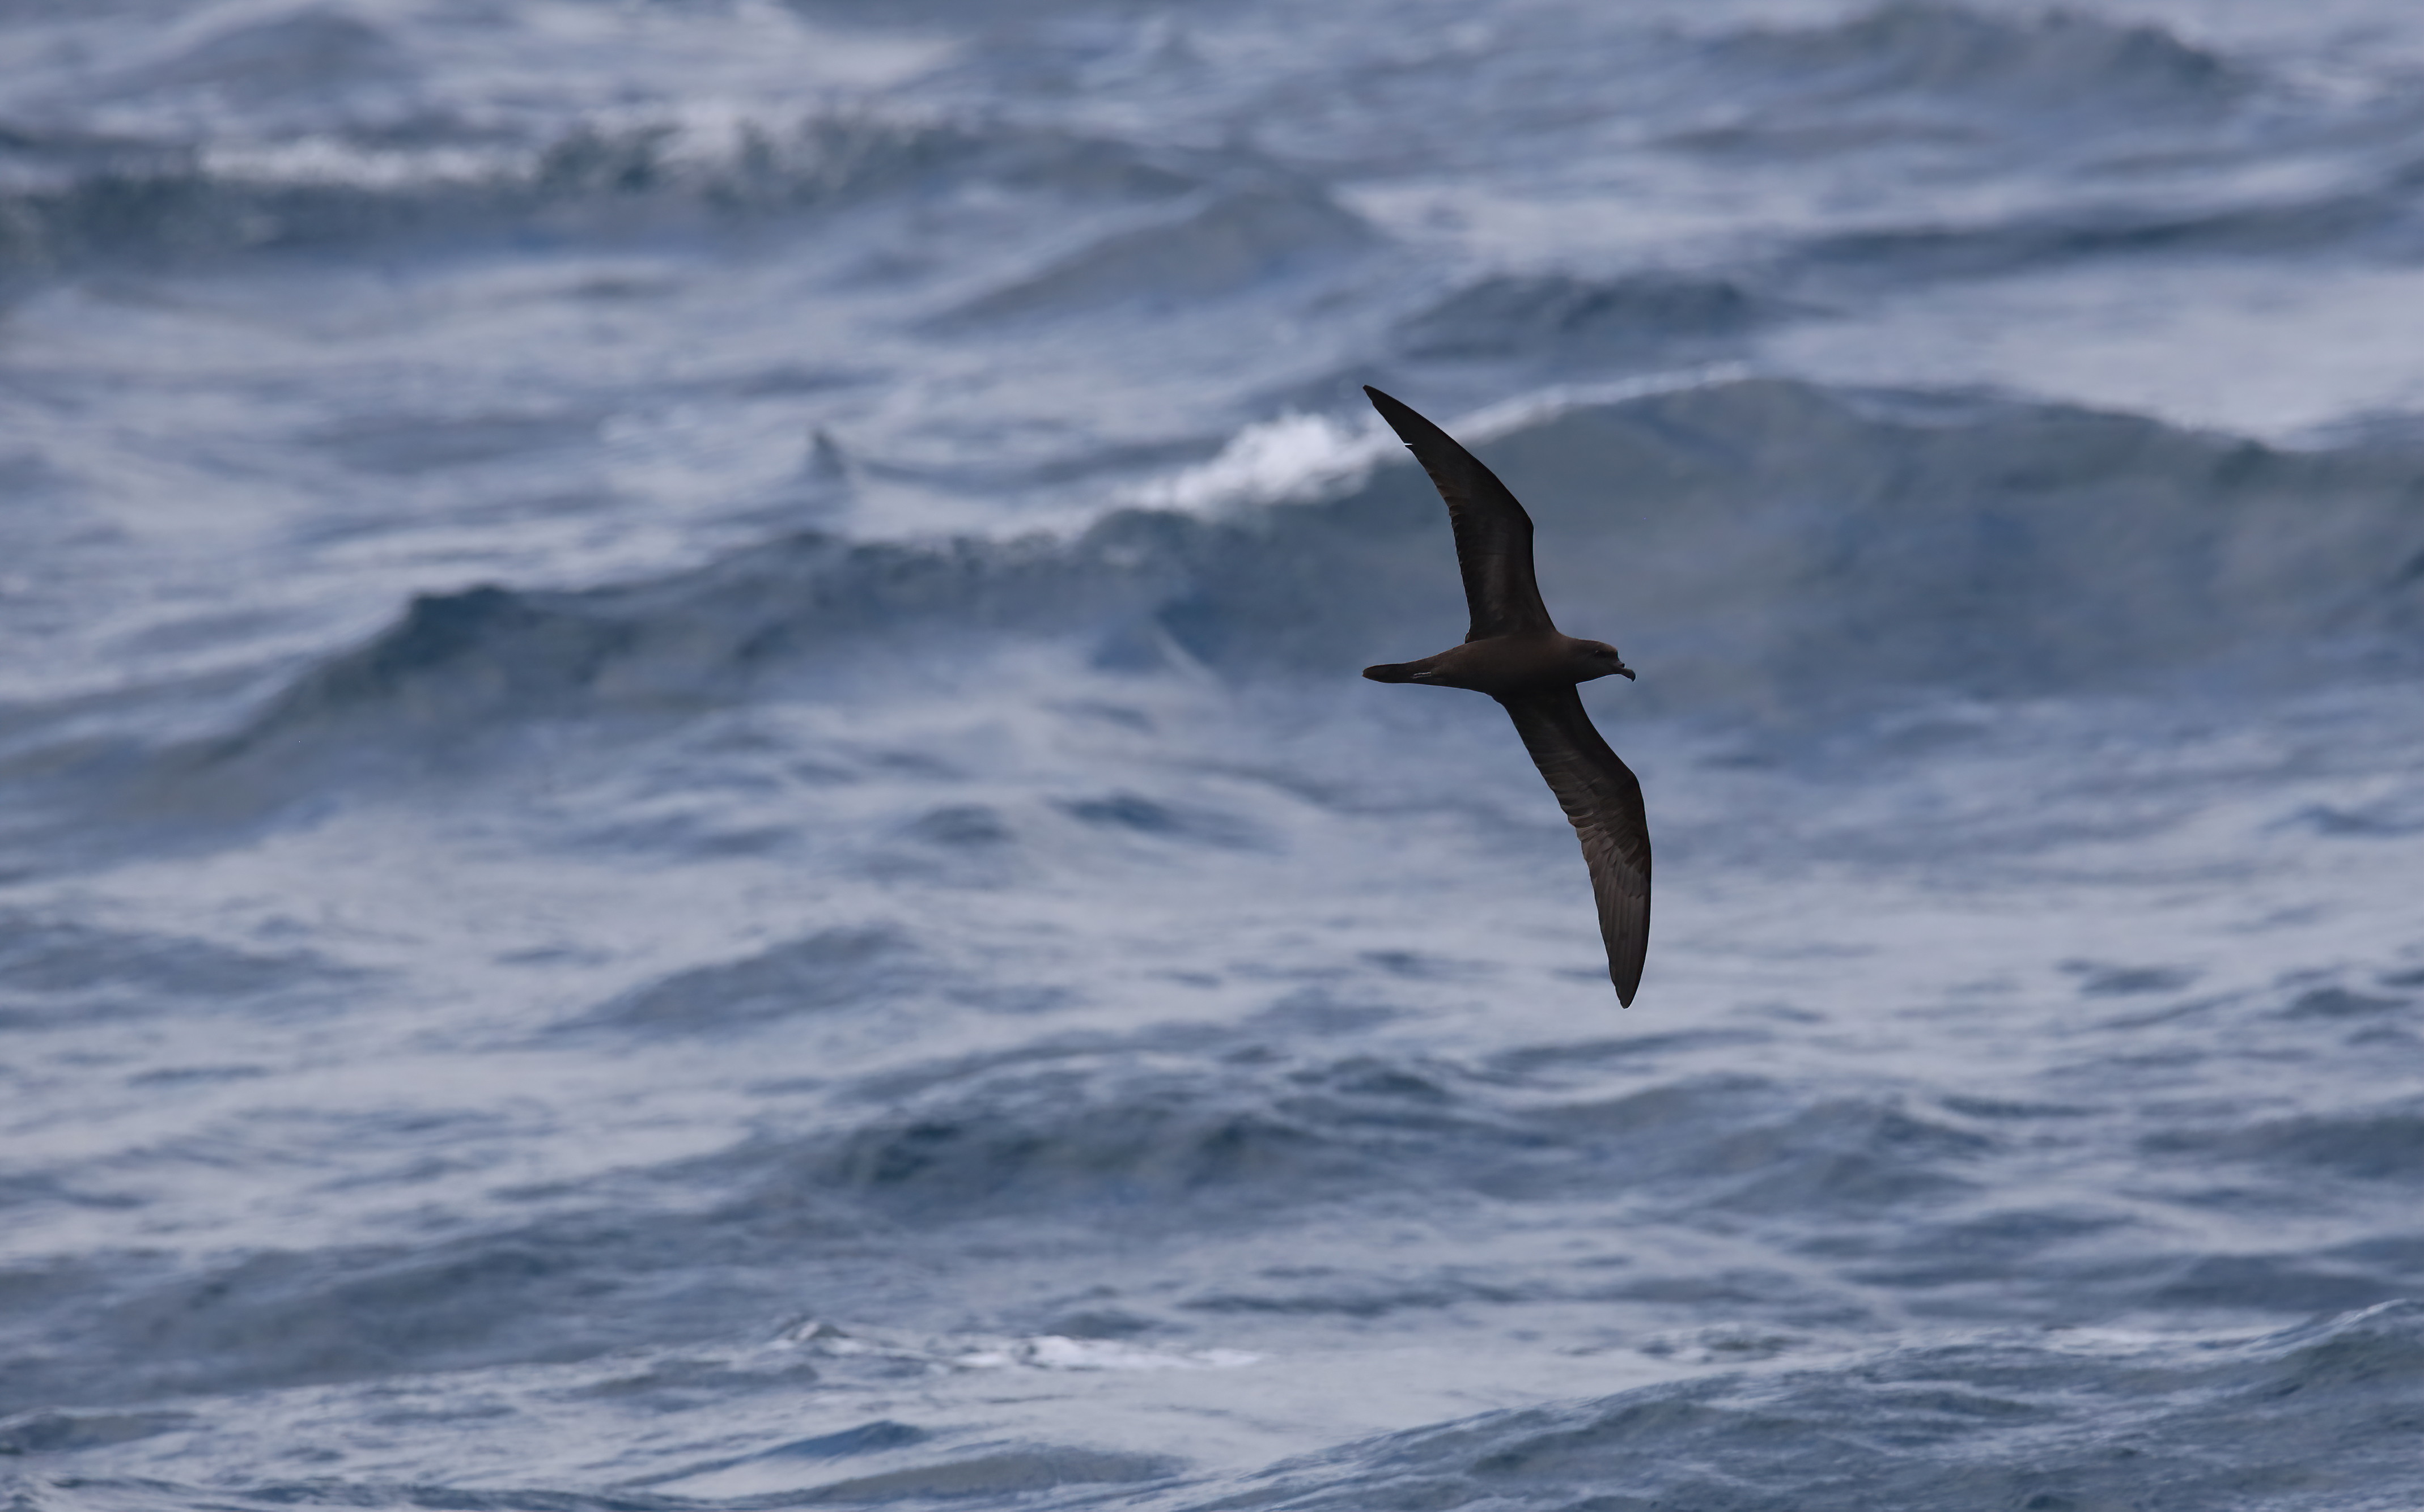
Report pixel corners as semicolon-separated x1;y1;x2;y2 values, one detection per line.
1364;386;1555;642
1497;685;1651;1004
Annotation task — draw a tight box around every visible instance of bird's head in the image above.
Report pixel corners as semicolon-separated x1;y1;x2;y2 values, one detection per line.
1573;640;1636;682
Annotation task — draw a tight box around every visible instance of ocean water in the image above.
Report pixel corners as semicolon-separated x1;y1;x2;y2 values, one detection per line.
5;1;2424;1507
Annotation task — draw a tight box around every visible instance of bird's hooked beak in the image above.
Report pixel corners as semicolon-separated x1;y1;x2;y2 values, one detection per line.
1615;662;1636;681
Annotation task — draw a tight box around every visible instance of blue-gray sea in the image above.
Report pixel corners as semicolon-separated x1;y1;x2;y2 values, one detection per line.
5;1;2424;1507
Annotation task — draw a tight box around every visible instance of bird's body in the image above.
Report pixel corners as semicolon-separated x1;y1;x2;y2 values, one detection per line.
1360;386;1652;1004
1363;632;1621;697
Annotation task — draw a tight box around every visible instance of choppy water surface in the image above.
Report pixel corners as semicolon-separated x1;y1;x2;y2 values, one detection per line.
5;2;2424;1507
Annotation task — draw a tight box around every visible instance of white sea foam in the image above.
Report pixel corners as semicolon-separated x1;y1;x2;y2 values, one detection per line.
1128;411;1394;511
970;1336;1260;1371
199;137;529;187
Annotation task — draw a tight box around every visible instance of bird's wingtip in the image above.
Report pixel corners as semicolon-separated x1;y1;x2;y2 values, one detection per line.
1361;385;1425;444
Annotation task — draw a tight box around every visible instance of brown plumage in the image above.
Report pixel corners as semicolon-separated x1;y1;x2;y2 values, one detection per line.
1360;386;1651;1004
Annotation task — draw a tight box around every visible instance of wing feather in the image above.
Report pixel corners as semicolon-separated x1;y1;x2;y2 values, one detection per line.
1364;386;1556;641
1496;686;1651;1004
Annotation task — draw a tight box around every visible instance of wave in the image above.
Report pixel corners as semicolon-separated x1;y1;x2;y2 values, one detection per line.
1402;200;2423;384
0;911;363;1030
940;178;1374;321
555;920;1076;1037
123;7;421;112
1699;1;2247;123
2151;1098;2424;1184
671;1023;1990;1229
36;1296;2419;1508
182;377;2424;779
0;1046;1968;1402
568;925;941;1034
1395;271;1797;364
40;1446;1186;1512
1778;176;2424;290
12;966;2418;1422
1183;1302;2424;1511
0;109;1226;282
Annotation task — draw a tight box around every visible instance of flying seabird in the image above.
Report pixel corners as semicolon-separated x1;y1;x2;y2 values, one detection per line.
1359;386;1651;1004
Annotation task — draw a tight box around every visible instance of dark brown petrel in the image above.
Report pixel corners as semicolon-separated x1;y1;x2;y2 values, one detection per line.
1360;386;1651;1005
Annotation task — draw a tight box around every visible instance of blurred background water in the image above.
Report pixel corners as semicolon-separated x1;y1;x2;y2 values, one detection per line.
5;2;2424;1507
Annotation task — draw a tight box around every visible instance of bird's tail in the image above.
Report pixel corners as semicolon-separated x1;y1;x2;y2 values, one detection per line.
1362;661;1423;683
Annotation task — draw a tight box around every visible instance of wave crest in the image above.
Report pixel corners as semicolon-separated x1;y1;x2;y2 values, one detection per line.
192;379;2424;777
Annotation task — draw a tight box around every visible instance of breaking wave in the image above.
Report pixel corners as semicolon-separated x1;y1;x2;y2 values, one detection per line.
0;109;1237;281
178;377;2424;780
